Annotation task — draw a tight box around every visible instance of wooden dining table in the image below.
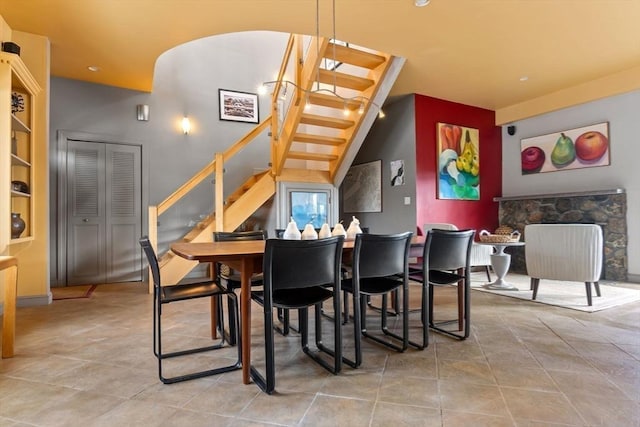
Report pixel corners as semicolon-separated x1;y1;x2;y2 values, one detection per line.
170;235;425;385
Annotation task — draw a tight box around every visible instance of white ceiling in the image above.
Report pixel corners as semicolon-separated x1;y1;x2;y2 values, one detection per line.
2;0;639;122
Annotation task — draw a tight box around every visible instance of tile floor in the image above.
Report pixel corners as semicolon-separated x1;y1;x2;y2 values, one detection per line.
1;275;639;426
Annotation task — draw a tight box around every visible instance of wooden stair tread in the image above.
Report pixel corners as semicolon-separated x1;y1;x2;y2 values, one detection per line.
326;43;386;69
306;92;361;110
300;113;354;129
293;133;346;146
317;69;374;91
287;151;338;162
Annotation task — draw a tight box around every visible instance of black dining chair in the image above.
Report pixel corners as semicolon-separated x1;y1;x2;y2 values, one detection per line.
250;236;344;394
139;236;241;384
408;229;475;347
341;232;413;367
212;230;268;344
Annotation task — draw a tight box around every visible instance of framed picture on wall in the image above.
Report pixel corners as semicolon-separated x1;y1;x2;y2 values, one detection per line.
218;89;259;123
520;122;610;174
342;160;382;213
436;123;480;200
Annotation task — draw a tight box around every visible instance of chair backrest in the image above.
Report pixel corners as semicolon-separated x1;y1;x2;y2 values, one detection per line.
139;236;161;289
524;224;603;281
263;236;344;290
423;223;458;233
213;230;268;242
353;232;413;279
423;229;475;272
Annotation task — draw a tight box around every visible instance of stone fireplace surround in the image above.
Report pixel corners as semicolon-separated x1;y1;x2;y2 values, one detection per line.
496;189;627;281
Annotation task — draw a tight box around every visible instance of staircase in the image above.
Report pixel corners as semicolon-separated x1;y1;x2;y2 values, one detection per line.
150;35;399;289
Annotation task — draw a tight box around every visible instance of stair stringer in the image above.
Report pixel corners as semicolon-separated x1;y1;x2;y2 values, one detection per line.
159;173;275;285
332;56;406;186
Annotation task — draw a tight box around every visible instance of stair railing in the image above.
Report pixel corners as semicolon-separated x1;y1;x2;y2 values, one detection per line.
147;119;270;264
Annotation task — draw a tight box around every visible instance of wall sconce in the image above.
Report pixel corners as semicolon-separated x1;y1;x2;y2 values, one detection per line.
136;104;149;121
181;116;191;135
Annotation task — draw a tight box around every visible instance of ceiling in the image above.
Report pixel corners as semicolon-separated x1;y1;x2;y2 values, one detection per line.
2;0;640;122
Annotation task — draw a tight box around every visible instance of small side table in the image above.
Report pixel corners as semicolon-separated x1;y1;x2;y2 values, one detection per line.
0;256;18;358
477;242;525;290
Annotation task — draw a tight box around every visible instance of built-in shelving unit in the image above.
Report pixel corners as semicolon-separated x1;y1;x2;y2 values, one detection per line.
1;52;41;249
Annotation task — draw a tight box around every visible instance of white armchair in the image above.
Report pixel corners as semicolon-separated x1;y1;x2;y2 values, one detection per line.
423;223;493;280
524;224;603;306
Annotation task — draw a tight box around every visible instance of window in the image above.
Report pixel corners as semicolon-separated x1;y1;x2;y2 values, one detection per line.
290;191;328;228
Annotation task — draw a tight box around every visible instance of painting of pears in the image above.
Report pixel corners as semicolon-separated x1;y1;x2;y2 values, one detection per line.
520;122;609;174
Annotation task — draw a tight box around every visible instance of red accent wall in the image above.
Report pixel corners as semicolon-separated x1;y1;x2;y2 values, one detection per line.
414;94;501;235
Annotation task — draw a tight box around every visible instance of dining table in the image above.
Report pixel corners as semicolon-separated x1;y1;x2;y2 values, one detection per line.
170;235;425;385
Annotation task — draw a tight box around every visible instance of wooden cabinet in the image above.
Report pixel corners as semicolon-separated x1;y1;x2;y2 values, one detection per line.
1;52;41;248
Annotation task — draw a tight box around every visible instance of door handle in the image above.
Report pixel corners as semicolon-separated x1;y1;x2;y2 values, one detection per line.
82;218;90;222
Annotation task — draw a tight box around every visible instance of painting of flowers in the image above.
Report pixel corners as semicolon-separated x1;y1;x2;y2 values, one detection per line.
437;123;480;200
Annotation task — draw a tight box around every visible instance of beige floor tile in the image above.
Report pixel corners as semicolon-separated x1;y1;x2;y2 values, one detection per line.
439;380;511;418
371;401;442;426
377;375;439;408
299;394;375;426
491;365;558;392
442;409;515;427
501;388;584;425
438;358;496;385
239;390;316;425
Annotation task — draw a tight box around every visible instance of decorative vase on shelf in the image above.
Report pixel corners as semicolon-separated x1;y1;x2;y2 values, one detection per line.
11;131;18;155
11;212;25;239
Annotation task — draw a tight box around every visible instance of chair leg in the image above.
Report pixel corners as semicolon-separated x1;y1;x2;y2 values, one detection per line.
341;290;362;368
304;305;342;374
250;301;276;394
457;279;464;331
361;289;408;353
158;292;241;384
224;291;240;345
585;282;593;306
594;281;601;297
484;265;492;282
531;278;540;300
427;277;470;341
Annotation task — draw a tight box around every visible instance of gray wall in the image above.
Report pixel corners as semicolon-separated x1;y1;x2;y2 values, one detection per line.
49;31;287;284
501;89;640;279
340;95;417;234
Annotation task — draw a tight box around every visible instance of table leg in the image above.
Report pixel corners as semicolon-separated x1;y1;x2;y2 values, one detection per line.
483;245;519;290
2;261;17;358
240;259;252;384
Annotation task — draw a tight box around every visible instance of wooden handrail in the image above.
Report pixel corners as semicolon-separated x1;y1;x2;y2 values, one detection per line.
156;117;270;216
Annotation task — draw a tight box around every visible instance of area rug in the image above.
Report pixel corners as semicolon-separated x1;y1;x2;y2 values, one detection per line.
471;274;640;312
51;284;97;301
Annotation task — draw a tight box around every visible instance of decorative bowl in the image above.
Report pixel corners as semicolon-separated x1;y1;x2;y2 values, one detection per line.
11;180;29;194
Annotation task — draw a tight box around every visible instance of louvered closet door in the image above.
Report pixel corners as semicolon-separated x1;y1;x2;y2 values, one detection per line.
67;141;142;285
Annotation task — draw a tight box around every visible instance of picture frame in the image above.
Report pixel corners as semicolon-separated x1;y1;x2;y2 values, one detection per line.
324;39;348;71
437;123;480;200
218;89;259;123
520;122;610;174
342;160;382;213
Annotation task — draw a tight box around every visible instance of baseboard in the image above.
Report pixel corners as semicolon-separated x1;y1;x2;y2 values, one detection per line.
626;273;640;284
0;293;51;315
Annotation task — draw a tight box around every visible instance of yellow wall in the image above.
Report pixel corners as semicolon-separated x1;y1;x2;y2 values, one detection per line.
1;17;50;303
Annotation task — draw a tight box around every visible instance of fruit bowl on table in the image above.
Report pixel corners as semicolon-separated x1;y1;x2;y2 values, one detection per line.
479;229;521;243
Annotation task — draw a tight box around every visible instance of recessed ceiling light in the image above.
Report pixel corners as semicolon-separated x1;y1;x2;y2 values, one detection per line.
415;0;430;6
87;66;100;72
519;76;529;82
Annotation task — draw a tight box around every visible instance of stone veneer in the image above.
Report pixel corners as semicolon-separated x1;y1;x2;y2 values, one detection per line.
497;189;627;281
